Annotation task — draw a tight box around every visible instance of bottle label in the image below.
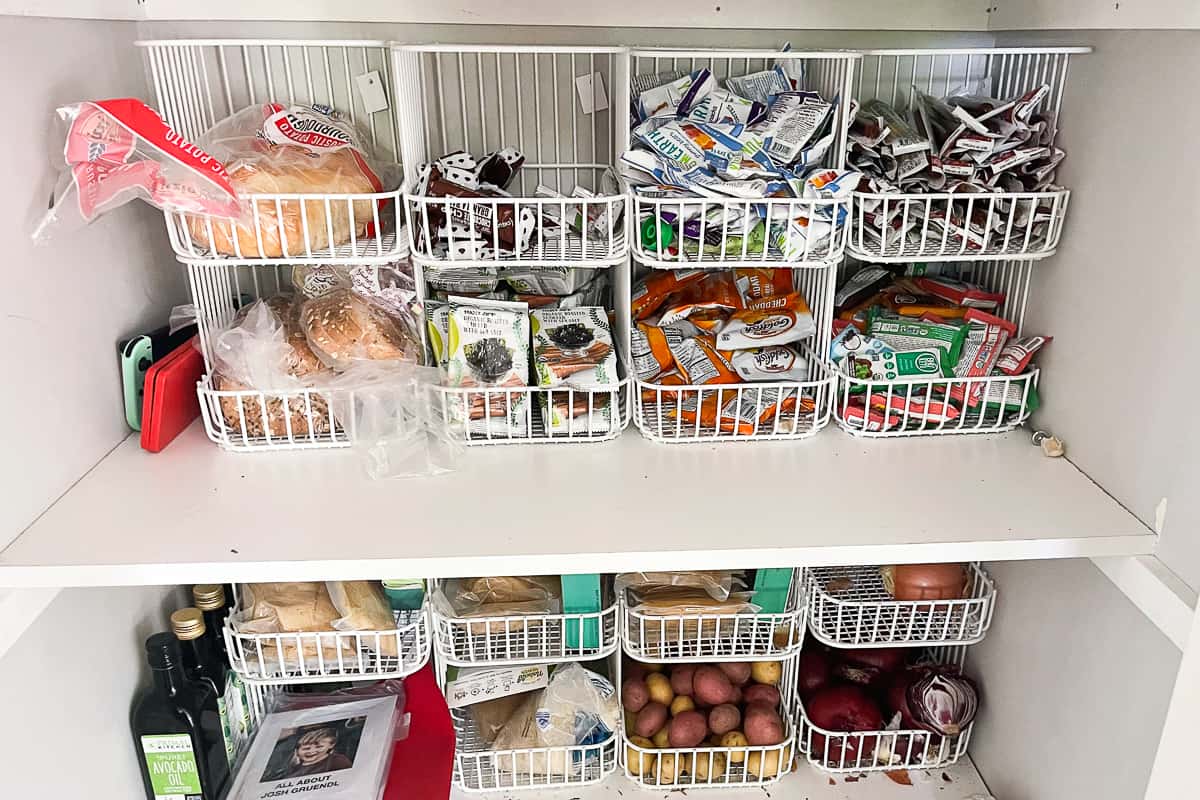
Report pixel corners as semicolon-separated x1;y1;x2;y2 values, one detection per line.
140;734;202;800
222;672;249;763
216;695;235;767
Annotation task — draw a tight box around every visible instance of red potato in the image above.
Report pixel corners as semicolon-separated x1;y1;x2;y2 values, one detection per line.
670;664;697;697
634;702;669;738
743;702;786;746
623;659;647;683
717;662;753;685
667;710;709;748
692;665;735;706
742;683;781;708
622;678;650;712
708;704;742;736
728;685;743;705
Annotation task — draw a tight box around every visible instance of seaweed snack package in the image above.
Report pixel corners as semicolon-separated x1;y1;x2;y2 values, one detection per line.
502;266;598;296
446;296;531;435
531;307;618;389
539;391;615;436
35;98;242;240
189;103;391;258
716;292;815;350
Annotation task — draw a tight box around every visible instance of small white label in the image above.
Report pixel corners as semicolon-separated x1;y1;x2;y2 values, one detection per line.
356;70;389;114
575;72;609;115
445;664;549;709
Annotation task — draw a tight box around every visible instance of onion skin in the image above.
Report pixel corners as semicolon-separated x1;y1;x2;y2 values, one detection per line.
832;647;906;688
906;673;979;736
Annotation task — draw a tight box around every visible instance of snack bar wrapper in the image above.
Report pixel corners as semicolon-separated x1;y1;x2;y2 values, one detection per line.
35;98;242;240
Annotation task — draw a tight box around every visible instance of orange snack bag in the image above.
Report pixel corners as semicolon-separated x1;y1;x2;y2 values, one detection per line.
667;387;813;434
667;334;740;385
631;322;684;380
631;269;707;320
657;272;742;327
734;268;794;302
639;369;686;402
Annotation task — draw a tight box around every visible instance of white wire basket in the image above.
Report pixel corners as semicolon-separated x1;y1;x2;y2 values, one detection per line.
634;349;831;444
394;45;629;267
806;563;996;648
199;373;349;451
224;594;431;684
619;657;798;788
796;646;973;774
626;49;858;269
433;379;631;445
138;39;405;265
432;587;620;667
849;47;1088;262
829;258;1041;438
620;569;805;663
451;705;617;792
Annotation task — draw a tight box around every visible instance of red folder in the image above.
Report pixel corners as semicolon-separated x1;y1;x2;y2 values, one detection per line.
386;664;455;799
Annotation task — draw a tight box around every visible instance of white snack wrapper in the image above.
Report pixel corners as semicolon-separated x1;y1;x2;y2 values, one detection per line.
731;345;810;382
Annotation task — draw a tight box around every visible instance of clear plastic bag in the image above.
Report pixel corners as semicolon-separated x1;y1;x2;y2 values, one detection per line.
188;103;396;258
614;570;742;602
301;288;422;369
233;582;358;671
33;98;242;241
270;679;410;743
432;577;561;635
326;581;400;657
322;360;463;479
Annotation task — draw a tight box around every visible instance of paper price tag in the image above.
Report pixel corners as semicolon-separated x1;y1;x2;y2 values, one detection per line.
356;70;389;114
576;72;609;115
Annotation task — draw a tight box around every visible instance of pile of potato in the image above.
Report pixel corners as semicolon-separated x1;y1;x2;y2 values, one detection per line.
621;659;792;783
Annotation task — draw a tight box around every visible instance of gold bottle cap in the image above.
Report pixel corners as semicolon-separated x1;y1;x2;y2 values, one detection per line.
192;584;226;611
171;608;207;641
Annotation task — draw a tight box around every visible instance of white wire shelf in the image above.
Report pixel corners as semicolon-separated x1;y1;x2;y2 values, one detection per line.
796;647;973;774
433;599;620;667
433;377;631;445
830;368;1039;438
847;190;1070;262
631;195;849;269
618;656;799;789
620;571;805;663
405;168;628;268
806;563;996;648
224;597;430;684
166;190;408;265
452;705;618;793
199;374;349;452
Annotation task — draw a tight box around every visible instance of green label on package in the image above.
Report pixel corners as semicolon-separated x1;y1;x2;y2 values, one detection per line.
141;734;202;799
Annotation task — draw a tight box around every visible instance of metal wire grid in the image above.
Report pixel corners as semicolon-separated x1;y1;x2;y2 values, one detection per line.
848;190;1070;262
223;595;431;684
394;45;629;267
806;563;996;648
198;375;350;451
618;655;799;788
626;49;859;269
432;601;620;668
620;569;806;663
433;379;631;445
829;258;1041;438
796;646;974;774
451;706;617;792
138;39;404;265
631;263;836;444
850;48;1087;263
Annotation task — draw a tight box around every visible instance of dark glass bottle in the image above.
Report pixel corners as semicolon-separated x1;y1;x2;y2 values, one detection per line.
191;584;230;667
172;608;235;769
132;633;230;800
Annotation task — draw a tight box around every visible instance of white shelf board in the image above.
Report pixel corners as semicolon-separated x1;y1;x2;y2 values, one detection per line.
449;758;991;799
0;422;1154;588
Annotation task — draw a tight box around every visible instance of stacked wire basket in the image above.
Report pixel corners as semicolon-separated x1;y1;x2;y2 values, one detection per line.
139;40;1084;451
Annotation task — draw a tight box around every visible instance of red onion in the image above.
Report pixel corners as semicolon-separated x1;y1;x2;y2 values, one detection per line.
798;649;832;699
832;647;906;687
906;672;978;736
806;685;884;768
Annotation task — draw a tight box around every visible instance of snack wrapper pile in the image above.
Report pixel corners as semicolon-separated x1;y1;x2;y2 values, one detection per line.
829;264;1052;431
622;64;859;262
410;147;623;260
848;85;1065;254
632;268;818;434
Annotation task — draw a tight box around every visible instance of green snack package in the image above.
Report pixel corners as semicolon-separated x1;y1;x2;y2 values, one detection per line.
867;316;968;377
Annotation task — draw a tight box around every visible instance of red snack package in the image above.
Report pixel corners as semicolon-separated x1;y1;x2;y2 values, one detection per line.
914;276;1006;310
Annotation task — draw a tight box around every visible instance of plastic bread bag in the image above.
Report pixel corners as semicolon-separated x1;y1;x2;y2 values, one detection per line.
231;582;358;671
431;578;561;635
187;103;395;258
292;260;419;321
320;359;462;479
301;288;422;370
325;581;400;657
34;99;243;241
453;576;563;607
614;571;742;602
492;664;618;775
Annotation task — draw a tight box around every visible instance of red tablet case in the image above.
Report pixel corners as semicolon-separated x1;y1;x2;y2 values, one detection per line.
140;336;203;453
386;664;455;799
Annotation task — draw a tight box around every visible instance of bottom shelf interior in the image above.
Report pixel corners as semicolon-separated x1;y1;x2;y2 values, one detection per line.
447;756;990;798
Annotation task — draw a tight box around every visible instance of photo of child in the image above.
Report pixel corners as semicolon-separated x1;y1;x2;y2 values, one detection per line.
261;715;366;782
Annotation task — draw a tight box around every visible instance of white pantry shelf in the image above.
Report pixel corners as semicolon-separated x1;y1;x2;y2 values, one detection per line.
0;422;1153;588
447;757;991;799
